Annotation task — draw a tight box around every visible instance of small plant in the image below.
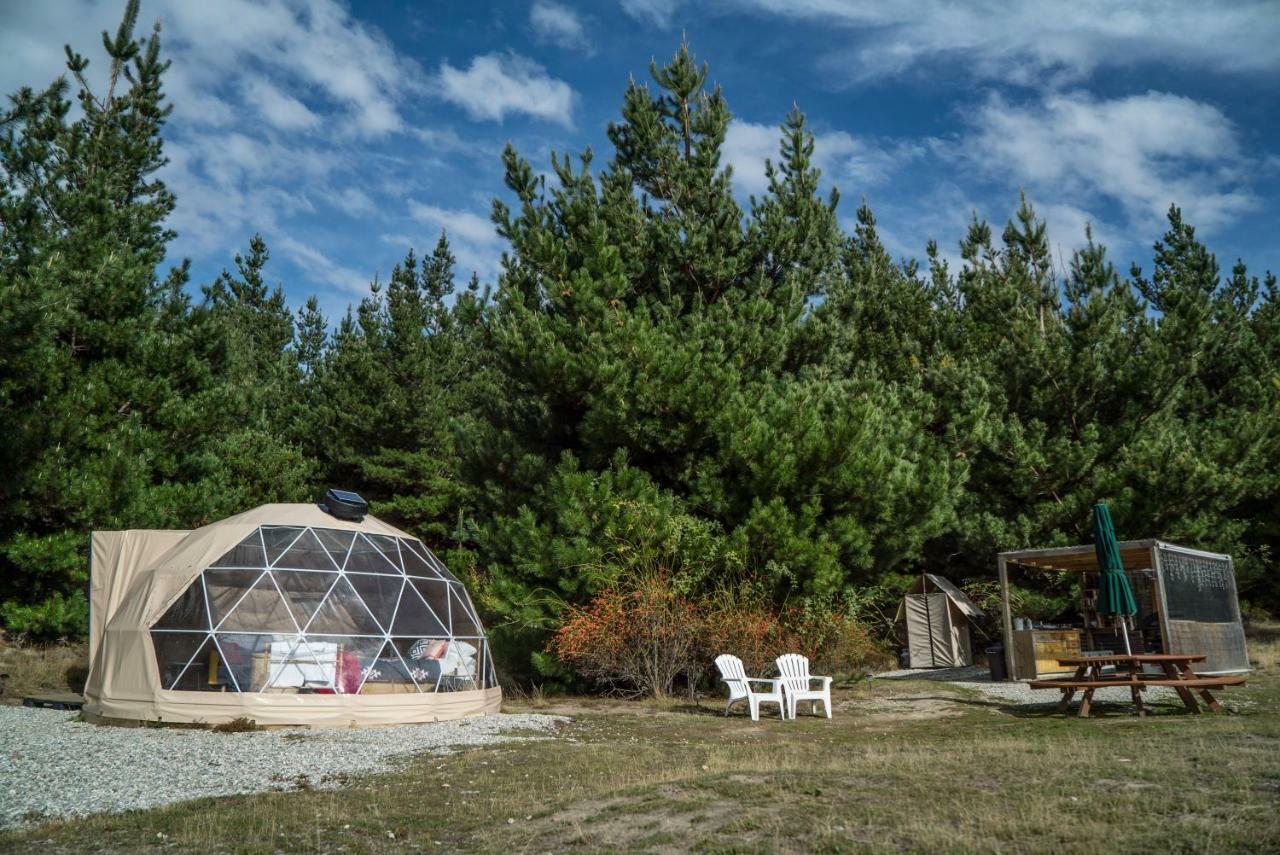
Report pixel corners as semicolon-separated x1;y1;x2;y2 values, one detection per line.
212;716;260;733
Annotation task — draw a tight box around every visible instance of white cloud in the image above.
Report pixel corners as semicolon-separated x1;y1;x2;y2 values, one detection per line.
813;131;928;189
436;53;576;127
619;0;682;28
276;235;372;297
726;0;1280;84
408;201;505;281
724;119;923;197
722;121;778;197
963;91;1255;235
157;0;418;137
242;76;320;131
0;0;500;311
530;1;593;53
332;187;378;217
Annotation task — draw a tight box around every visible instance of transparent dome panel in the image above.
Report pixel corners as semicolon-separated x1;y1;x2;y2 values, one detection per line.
204;569;265;628
208;534;267;569
345;534;402;575
218;574;298;633
261;526;305;565
149;525;494;694
153;583;208;631
274;528;342;571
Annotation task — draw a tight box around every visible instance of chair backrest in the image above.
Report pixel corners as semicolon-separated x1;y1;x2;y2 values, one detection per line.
715;654;747;682
775;654;811;692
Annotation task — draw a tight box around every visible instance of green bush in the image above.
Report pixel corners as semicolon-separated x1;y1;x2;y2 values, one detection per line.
0;592;88;641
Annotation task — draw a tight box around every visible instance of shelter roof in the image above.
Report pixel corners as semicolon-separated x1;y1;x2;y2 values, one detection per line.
895;573;985;622
998;540;1230;573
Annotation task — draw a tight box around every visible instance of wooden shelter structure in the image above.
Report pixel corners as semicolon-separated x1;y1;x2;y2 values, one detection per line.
996;540;1249;681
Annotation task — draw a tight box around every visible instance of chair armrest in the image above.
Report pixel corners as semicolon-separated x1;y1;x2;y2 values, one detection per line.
785;676;831;689
719;677;779;685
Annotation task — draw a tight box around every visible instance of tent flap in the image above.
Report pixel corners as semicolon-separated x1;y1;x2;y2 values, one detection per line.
902;591;974;668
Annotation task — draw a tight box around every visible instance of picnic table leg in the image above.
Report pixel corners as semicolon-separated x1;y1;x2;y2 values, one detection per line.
1131;660;1152;716
1161;663;1200;713
1077;688;1095;718
1058;664;1086;712
1131;684;1146;716
1197;688;1223;713
1173;660;1224;712
1167;665;1203;711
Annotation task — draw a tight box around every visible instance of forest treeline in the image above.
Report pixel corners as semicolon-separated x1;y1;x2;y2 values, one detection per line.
2;6;1277;679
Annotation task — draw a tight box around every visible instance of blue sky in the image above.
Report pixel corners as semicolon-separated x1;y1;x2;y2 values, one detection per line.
4;0;1279;320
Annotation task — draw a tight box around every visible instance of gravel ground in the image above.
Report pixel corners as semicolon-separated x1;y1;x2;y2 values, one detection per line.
0;706;565;828
872;665;1179;705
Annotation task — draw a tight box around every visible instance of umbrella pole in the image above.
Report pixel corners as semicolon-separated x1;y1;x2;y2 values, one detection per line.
1117;615;1132;656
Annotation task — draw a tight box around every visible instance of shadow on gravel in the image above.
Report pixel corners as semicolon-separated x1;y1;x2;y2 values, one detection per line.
873;666;994;683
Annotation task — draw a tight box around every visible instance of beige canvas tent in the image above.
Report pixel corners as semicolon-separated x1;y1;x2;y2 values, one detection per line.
894;574;985;668
83;502;501;727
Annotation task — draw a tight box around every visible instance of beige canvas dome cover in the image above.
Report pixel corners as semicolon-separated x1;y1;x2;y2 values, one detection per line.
84;503;500;726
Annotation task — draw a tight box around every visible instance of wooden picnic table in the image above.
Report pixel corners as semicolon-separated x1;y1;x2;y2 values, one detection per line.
1029;653;1246;717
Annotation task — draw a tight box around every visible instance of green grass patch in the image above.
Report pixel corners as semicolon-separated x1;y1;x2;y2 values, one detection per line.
3;633;1279;853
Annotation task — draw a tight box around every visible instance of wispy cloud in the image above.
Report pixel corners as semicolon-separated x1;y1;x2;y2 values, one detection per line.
276;235;373;296
408;201;505;281
436;53;577;126
241;76;321;132
530;1;593;54
723;119;925;198
726;0;1280;85
962;90;1256;235
163;0;418;136
619;0;682;28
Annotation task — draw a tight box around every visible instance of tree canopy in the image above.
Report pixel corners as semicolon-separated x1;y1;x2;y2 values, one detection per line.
1;12;1275;674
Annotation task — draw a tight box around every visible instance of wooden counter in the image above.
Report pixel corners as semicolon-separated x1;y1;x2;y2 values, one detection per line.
1011;629;1081;680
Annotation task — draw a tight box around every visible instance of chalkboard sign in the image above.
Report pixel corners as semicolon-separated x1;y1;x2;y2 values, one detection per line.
1160;550;1238;623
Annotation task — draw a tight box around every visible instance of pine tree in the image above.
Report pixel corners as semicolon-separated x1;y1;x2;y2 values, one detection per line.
0;1;188;635
309;234;481;551
468;45;967;677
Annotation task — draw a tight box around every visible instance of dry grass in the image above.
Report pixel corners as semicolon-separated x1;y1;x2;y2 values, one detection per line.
0;635;88;701
1247;620;1280;672
1;627;1278;852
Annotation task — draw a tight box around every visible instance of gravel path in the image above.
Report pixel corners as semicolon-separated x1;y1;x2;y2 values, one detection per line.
0;706;565;828
872;665;1178;705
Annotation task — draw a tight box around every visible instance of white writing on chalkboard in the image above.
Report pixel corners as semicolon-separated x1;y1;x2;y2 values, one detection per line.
1161;550;1237;624
1163;553;1229;591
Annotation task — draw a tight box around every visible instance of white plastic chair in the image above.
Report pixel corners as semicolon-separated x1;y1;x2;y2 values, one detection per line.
714;654;785;721
776;653;833;719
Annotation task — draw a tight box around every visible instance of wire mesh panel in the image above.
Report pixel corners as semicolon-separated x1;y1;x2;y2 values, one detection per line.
149;526;499;693
1158;546;1249;673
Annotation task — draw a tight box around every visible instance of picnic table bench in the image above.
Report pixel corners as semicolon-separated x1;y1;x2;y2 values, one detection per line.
1029;653;1246;717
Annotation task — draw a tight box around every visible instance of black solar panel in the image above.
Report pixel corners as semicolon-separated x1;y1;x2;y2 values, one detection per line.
321;488;368;521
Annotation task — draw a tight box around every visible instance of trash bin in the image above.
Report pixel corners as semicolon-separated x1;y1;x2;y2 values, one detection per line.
986;645;1006;682
898;648;911;668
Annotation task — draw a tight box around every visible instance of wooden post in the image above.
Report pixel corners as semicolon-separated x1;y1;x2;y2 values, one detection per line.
1226;555;1250;669
998;555;1015;681
1151;544;1172;656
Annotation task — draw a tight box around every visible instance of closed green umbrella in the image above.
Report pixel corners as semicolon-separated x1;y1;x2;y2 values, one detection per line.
1092;502;1137;654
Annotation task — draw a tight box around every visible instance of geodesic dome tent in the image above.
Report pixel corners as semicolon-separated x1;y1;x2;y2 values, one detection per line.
83;502;500;726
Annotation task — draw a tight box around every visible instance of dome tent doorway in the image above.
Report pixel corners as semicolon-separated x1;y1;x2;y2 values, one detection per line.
894;574;985;668
83;501;500;727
